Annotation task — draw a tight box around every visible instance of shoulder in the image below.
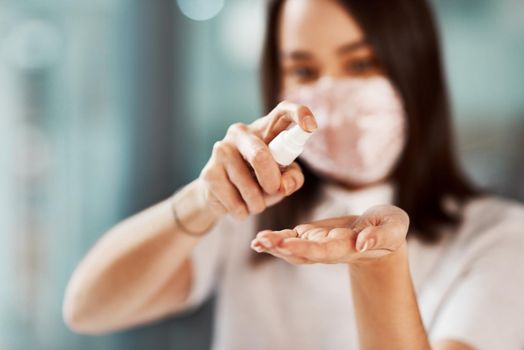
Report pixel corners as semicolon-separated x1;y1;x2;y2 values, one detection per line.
461;195;524;235
426;195;524;350
451;194;524;262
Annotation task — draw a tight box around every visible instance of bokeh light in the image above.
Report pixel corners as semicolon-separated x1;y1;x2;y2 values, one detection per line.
176;0;225;21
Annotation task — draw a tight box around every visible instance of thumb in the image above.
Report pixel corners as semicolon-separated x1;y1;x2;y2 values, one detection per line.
354;224;400;254
352;205;409;253
279;161;304;196
354;226;380;253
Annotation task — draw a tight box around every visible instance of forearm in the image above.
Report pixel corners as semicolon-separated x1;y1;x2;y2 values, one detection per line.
63;179;218;333
349;242;430;350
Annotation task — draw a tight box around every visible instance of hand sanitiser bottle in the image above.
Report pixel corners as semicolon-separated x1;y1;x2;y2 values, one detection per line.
268;124;313;168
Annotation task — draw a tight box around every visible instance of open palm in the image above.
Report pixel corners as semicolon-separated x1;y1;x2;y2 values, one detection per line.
250;205;409;265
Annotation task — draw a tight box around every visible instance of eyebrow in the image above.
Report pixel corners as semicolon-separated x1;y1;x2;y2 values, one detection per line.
281;39;368;61
336;39;368;55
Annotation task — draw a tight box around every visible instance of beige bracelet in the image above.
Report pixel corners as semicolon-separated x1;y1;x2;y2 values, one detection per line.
170;190;215;237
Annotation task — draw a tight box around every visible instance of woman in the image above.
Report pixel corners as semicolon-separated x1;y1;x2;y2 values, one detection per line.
63;0;524;349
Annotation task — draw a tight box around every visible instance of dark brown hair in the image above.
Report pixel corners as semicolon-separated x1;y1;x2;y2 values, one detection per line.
254;0;480;262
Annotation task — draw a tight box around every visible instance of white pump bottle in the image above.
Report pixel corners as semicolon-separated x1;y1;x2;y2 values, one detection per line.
268;124;313;167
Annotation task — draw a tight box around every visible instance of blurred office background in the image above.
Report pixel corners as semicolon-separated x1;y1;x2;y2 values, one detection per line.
0;0;523;349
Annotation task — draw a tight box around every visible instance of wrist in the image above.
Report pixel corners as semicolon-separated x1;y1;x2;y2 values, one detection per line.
171;179;220;235
349;240;408;274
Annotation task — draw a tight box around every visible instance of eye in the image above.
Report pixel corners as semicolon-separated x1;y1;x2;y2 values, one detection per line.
287;66;318;82
345;58;378;75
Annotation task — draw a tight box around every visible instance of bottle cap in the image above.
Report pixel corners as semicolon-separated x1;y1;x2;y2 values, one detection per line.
286;124;313;146
268;124;313;166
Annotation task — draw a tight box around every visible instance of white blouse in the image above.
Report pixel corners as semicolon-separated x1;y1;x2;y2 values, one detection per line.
177;181;524;350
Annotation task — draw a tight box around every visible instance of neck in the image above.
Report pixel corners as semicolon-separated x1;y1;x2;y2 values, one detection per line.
329;178;387;192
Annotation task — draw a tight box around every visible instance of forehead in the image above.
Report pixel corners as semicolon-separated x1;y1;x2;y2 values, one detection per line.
278;0;364;53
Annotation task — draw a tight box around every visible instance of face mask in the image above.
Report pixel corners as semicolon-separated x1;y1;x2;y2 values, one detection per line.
281;76;407;186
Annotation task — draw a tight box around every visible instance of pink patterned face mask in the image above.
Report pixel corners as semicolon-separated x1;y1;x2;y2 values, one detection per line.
281;76;407;186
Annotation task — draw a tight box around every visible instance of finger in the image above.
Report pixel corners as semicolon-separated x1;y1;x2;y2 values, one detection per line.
301;227;329;240
253;229;298;250
250;234;313;264
260;249;313;265
254;101;318;143
213;182;249;220
202;161;248;220
352;225;395;259
294;215;359;234
354;225;380;252
267;101;318;136
327;227;355;240
280;237;352;262
227;125;281;195
352;206;409;252
279;161;304;196
294;224;316;236
251;234;315;264
199;180;228;216
354;224;407;254
352;205;409;233
222;146;266;214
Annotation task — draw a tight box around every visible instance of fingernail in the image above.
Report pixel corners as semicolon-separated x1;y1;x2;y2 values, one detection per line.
259;238;272;249
358;238;375;253
304;115;317;131
252;244;265;253
283;177;295;195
